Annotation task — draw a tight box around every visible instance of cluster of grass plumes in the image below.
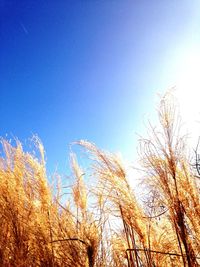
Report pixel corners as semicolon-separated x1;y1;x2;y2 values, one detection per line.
0;93;199;266
0;138;102;267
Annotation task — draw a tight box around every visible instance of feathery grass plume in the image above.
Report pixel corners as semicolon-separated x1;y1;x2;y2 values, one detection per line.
0;138;55;266
139;91;200;266
70;153;101;267
71;153;87;213
48;151;102;267
111;232;128;266
77;140;151;266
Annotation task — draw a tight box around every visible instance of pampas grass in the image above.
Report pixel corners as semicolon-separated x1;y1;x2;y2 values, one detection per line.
0;92;199;266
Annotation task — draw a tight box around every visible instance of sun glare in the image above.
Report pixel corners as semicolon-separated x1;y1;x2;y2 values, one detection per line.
176;49;200;99
175;49;200;145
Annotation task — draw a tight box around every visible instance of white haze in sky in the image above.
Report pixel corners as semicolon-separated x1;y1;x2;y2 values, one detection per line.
175;47;200;149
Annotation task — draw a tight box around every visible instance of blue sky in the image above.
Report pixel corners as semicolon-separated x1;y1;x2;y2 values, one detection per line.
1;1;200;174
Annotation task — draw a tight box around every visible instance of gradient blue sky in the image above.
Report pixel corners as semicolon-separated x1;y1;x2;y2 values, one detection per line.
1;1;200;174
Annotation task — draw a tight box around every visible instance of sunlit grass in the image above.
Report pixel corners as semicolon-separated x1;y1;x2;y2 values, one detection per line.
0;92;199;266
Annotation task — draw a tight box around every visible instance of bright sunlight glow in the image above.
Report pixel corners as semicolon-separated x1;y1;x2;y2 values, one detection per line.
175;48;200;146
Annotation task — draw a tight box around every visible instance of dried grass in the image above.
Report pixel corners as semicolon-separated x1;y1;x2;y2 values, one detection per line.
0;92;199;266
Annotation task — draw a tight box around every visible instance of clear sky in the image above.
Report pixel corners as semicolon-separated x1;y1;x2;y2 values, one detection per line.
1;1;200;174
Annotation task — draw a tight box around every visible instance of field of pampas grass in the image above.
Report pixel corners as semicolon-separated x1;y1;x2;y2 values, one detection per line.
0;93;199;266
